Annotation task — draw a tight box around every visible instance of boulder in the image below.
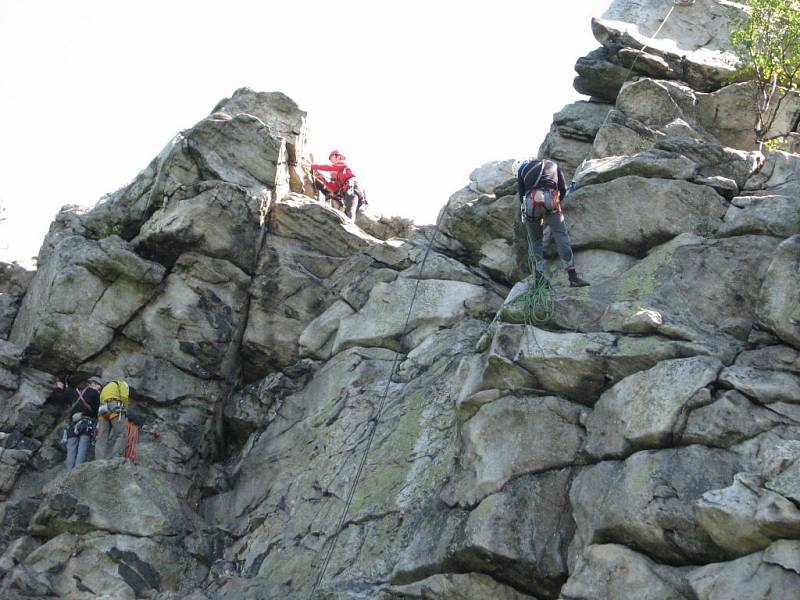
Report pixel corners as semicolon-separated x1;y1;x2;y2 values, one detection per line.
745;151;800;198
696;84;800;150
585;356;722;460
211;87;307;161
573;47;631;102
719;194;800;238
9;235;165;372
447;395;585;505
591;109;665;159
123;252;250;379
80;110;292;245
468;160;517;195
563;233;781;338
683;390;794;449
21;531;206;599
0;263;33;340
395;470;574;598
0;368;56;439
331;278;502;354
379;573;532;600
551;101;615;142
768;457;800;505
719;365;800;405
654;138;761;188
438;192;517;268
570;445;741;565
469;322;717;406
756;235;800;349
566;177;727;255
573;150;698;187
133;181;263;272
693;473;800;557
30;460;203;538
594;0;746;92
687;540;800;600
614;79;706;136
561;543;694;600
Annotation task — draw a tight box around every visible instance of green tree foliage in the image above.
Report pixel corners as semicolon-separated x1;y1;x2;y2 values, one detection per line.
731;0;800;144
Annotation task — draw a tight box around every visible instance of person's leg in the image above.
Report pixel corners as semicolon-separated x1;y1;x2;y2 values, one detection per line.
65;436;78;469
343;190;357;220
95;419;108;460
546;211;589;286
524;217;546;275
75;434;91;467
544;212;575;271
109;414;129;459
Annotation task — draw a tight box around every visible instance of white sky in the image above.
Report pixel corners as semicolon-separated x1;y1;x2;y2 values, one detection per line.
0;0;602;266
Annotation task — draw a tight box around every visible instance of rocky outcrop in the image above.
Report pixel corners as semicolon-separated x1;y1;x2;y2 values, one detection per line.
2;2;800;599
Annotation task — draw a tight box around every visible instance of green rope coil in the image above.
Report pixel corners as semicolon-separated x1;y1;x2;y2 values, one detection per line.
509;219;555;325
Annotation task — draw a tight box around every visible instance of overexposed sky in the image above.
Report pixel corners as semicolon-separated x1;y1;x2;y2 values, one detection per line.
0;0;602;265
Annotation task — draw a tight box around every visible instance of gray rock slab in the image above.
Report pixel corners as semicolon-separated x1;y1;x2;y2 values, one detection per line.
756;235;800;350
0;263;33;340
573;47;631;102
9;235;165;372
23;530;206;599
573;150;698;188
561;543;694;600
30;460;202;538
683;390;793;449
694;473;800;557
720;194;800;238
134;181;263;272
719;365;800;405
395;470;573;598
585;356;722;460
745;151;800;197
332;278;501;354
451;395;585;505
598;0;746;91
123;252;250;379
688;540;800;600
566;177;727;255
380;573;533;600
570;445;742;565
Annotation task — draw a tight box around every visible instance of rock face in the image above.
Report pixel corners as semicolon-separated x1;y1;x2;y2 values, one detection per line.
2;3;800;600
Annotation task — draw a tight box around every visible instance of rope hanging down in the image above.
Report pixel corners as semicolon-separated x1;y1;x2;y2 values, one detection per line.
309;213;444;598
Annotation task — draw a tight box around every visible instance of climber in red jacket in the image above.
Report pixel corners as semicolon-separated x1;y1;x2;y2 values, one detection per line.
310;150;367;221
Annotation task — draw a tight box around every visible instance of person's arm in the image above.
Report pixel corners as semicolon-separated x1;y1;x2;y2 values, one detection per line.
556;167;567;200
310;164;336;172
517;166;526;202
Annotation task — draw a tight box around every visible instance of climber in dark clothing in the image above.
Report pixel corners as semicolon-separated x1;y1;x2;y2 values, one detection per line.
517;158;589;288
50;376;102;469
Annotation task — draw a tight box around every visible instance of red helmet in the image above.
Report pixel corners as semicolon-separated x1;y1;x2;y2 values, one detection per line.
329;149;345;161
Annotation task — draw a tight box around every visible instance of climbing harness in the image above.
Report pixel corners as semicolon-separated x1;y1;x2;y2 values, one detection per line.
309;214;444;598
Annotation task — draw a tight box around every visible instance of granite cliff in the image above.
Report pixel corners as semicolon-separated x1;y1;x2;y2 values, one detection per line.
1;1;799;598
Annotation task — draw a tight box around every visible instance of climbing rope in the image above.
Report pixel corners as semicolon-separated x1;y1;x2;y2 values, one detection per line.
508;222;555;325
309;215;444;598
122;420;139;463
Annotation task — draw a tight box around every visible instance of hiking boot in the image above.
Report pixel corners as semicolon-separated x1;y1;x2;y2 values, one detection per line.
568;269;590;287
